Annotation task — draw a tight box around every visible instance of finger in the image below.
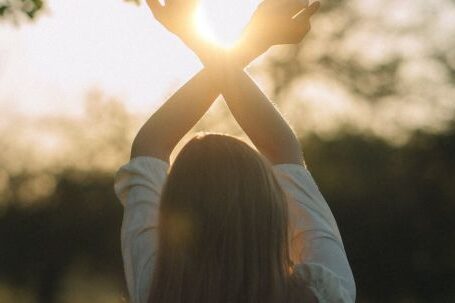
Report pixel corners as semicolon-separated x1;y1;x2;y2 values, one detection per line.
286;1;306;16
146;0;164;16
293;1;320;21
265;0;305;17
307;1;321;16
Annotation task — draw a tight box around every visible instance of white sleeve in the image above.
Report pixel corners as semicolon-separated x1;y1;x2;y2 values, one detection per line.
273;164;356;303
114;156;169;303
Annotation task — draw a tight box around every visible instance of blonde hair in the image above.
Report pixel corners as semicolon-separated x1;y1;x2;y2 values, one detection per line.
148;133;312;303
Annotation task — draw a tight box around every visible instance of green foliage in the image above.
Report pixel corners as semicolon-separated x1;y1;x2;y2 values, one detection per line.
0;0;139;23
0;0;43;21
258;0;455;141
1;124;455;302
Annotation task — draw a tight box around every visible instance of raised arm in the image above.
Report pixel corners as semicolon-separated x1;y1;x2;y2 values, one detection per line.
131;69;215;162
132;0;265;162
219;69;304;165
133;0;319;163
203;1;320;165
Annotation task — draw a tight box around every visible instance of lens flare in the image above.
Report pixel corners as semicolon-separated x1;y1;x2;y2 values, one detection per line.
196;0;258;48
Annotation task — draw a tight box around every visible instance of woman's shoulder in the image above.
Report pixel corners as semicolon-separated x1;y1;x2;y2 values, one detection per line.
115;156;170;186
117;156;170;174
272;162;321;192
292;263;355;303
114;156;170;206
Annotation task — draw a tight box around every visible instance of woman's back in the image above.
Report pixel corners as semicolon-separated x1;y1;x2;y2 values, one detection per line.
115;135;355;303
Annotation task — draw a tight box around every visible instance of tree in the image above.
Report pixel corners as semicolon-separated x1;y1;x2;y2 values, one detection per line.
252;0;455;143
0;0;43;22
0;0;139;24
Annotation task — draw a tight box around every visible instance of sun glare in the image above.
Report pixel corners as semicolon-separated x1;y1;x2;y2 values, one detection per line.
196;0;258;48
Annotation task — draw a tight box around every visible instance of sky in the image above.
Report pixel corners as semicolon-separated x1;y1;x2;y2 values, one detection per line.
0;0;454;147
0;0;258;118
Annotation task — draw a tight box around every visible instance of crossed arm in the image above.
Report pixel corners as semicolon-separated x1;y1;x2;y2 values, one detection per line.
131;0;320;165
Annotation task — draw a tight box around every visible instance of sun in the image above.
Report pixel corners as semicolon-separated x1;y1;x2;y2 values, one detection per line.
195;0;259;48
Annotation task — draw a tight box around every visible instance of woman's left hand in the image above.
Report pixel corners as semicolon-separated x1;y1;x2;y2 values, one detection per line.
145;0;199;41
242;0;320;52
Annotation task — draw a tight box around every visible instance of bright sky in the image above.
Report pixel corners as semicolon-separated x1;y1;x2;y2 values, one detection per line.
1;0;454;146
0;0;258;117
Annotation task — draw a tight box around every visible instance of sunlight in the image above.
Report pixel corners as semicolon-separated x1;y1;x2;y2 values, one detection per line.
196;0;259;48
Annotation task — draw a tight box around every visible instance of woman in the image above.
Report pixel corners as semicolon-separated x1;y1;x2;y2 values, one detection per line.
114;0;356;302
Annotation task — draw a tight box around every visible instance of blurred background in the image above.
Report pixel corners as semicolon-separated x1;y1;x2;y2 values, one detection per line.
0;0;454;302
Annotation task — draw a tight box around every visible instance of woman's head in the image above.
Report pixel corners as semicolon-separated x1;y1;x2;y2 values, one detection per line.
148;133;298;303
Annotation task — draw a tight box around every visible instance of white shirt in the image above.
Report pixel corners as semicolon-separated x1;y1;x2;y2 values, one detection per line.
114;156;356;303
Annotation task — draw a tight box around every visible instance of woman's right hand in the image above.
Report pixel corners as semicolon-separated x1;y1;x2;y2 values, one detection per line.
145;0;199;41
243;0;320;51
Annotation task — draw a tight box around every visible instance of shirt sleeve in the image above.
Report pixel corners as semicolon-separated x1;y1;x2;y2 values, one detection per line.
272;163;356;303
114;156;170;303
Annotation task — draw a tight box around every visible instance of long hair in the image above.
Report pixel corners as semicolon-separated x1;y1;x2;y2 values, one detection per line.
148;133;311;303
